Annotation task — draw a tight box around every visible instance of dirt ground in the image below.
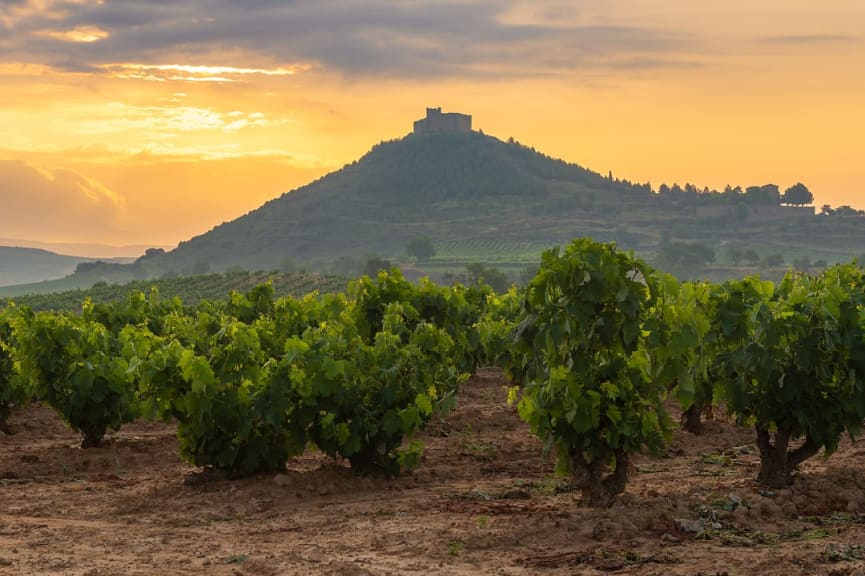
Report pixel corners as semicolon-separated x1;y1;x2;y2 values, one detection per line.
3;369;865;576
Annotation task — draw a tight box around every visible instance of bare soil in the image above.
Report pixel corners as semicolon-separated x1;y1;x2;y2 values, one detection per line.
3;369;865;575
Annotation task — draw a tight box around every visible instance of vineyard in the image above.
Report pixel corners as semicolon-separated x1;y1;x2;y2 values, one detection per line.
4;239;865;574
1;271;347;312
431;238;545;265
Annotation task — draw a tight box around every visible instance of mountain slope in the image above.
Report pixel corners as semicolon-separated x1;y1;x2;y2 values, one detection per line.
0;246;137;288
5;129;864;295
0;247;98;287
0;239;166;259
159;131;658;272
117;128;865;279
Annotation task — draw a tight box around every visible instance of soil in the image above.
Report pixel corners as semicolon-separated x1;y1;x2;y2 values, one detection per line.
3;368;865;575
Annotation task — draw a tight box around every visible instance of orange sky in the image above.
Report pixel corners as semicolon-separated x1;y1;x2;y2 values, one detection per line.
1;0;864;252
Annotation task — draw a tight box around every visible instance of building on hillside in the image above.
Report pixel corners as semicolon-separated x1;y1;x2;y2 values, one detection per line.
413;107;472;134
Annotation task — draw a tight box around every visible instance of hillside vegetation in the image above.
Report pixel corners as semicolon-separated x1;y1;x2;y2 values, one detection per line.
154;131;865;276
1;271;346;311
159;131;652;272
4;130;865;296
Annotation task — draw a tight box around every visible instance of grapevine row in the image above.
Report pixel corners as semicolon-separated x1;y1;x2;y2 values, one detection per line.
1;272;507;474
3;240;865;507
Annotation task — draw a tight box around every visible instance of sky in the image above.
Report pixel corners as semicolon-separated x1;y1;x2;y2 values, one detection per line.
1;0;864;253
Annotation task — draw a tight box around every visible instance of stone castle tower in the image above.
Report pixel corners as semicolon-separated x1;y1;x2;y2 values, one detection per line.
413;107;472;134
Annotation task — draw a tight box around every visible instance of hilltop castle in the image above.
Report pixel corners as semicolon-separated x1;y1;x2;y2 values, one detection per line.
413;107;472;134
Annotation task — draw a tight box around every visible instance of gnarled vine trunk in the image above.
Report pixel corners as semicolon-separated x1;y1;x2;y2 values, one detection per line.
682;405;703;435
0;406;11;435
572;450;630;508
80;434;103;449
755;426;819;488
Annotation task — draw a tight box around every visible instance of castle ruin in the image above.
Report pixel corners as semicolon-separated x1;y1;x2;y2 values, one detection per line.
413;107;472;134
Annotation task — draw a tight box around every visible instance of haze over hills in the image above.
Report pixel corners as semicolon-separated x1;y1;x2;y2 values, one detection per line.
4;115;865;296
0;247;134;288
0;239;171;259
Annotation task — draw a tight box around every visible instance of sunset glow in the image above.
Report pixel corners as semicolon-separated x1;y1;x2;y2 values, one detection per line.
105;63;309;83
34;25;109;43
1;0;863;249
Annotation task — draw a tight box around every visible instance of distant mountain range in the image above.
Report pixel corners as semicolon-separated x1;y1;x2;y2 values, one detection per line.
0;246;134;288
3;128;865;296
0;238;170;259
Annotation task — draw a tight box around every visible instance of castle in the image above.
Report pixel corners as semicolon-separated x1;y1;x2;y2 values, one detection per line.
413;107;472;134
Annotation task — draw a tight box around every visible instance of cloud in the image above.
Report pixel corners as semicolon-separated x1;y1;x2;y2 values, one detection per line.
0;160;125;241
33;25;109;43
102;62;306;82
0;153;333;245
759;34;856;45
0;0;696;80
61;103;290;138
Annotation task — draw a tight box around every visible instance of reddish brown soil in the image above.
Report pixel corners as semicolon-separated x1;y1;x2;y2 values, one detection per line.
3;369;865;575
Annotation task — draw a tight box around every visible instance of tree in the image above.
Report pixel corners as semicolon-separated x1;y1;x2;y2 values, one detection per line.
683;183;698;198
362;256;392;277
782;183;813;206
792;257;811;271
835;205;865;216
406;237;436;263
726;247;745;265
329;256;360;276
744;184;780;205
465;263;510;293
654;240;716;279
763;254;784;267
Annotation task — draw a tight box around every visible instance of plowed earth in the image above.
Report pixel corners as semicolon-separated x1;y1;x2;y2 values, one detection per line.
2;369;865;575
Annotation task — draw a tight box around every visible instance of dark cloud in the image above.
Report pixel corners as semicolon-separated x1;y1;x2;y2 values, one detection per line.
48;59;101;73
0;0;696;79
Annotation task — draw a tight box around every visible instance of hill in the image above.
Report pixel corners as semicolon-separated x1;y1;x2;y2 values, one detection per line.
139;130;662;274
0;238;167;259
5;128;865;294
0;246;134;288
149;130;865;278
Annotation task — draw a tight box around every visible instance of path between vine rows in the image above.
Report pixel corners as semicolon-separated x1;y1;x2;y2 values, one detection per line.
3;369;865;575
